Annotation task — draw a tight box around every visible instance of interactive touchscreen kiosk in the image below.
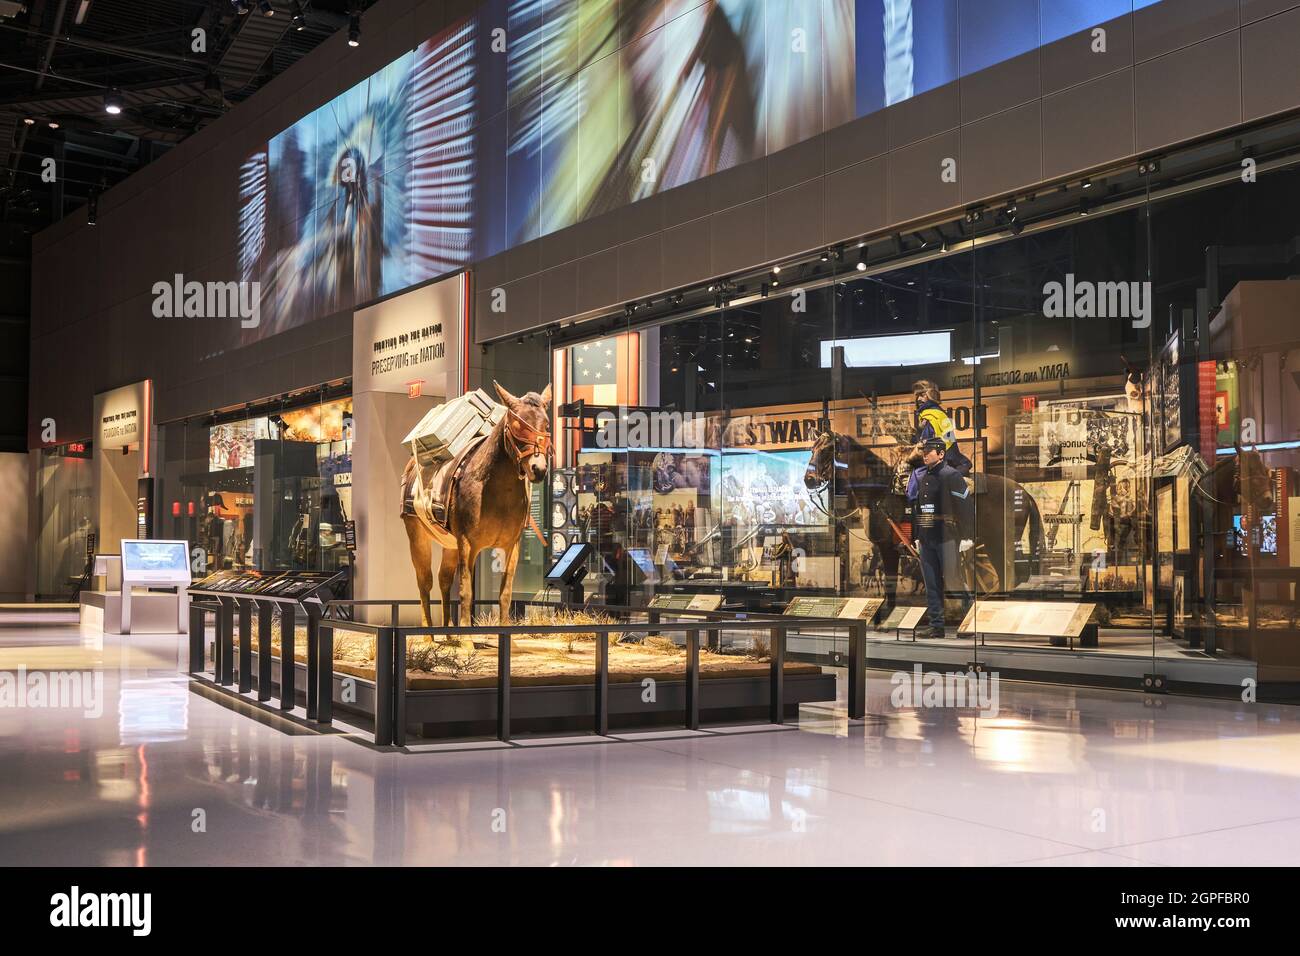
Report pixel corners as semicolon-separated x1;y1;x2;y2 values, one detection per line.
545;542;592;604
120;539;192;634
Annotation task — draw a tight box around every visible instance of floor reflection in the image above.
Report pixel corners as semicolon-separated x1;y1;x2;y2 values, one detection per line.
1;623;1298;865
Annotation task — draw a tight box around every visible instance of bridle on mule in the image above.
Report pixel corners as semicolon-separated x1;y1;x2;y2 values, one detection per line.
502;404;552;477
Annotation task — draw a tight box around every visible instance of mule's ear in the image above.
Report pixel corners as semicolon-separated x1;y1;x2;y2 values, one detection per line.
540;382;553;405
493;380;519;407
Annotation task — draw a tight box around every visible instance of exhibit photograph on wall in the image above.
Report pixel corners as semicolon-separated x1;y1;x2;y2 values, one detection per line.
236;0;1165;346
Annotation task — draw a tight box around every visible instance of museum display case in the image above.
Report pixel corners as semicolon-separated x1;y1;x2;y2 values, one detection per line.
476;158;1300;697
153;386;353;579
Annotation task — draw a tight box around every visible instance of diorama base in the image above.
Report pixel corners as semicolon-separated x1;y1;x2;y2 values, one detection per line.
231;648;836;741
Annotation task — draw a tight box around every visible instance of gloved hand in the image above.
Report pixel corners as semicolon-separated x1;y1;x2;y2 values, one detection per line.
959;539;974;554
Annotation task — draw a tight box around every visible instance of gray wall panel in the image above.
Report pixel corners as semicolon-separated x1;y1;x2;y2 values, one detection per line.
711;200;766;277
767;135;826;193
1134;0;1238;61
1241;8;1300;121
1241;0;1300;23
960;102;1043;205
661;218;713;289
618;235;663;302
1135;33;1241;153
1040;14;1133;96
1042;68;1135;180
823;155;887;248
887;132;962;226
961;50;1040;124
888;83;961;149
765;180;825;262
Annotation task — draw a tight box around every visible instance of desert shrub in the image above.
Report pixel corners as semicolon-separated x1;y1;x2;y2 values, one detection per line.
405;639;486;676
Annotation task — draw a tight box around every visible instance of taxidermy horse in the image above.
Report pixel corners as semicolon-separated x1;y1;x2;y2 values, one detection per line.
804;429;1044;611
401;382;552;631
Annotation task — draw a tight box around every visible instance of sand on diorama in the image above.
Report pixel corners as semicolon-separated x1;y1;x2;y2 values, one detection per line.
240;609;820;690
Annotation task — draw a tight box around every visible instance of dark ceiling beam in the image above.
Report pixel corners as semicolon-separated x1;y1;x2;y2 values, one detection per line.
3;0;71;182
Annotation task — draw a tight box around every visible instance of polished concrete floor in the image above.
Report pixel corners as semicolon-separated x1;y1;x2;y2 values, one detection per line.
1;621;1298;866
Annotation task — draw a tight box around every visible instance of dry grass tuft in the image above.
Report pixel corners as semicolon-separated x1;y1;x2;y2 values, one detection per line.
473;606;622;651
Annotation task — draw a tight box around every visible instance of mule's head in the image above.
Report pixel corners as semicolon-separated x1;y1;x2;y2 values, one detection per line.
495;380;553;483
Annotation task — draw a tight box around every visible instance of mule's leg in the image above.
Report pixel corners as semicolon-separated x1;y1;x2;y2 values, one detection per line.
456;537;477;629
436;546;457;628
403;517;435;627
499;541;521;626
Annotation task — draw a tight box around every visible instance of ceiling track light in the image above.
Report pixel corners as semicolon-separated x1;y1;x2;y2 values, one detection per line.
291;0;306;29
104;88;123;115
258;0;274;15
1080;177;1093;189
348;12;361;46
233;0;250;14
1079;198;1092;217
23;116;35;125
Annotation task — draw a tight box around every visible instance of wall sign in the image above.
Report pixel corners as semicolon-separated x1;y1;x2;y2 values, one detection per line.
353;274;466;399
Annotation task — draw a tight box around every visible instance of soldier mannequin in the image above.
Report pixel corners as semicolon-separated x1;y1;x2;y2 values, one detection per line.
914;439;974;639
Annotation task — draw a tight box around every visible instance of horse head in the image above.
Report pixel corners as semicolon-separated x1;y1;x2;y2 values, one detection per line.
494;380;553;483
804;427;839;491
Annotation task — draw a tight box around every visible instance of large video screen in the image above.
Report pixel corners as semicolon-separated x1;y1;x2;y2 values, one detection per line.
239;1;1163;344
720;449;826;528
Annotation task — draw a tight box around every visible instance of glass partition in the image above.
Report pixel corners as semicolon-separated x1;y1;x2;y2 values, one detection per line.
34;442;94;599
477;156;1300;700
154;390;353;576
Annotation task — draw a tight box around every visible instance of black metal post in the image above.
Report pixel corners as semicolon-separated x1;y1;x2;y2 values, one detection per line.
707;627;720;652
316;619;333;725
769;625;785;724
216;598;234;686
279;604;296;712
374;626;393;746
595;629;608;736
305;605;319;720
497;632;511;742
188;603;204;673
848;620;866;720
256;601;273;702
685;629;700;730
393;630;407;747
237;599;253;694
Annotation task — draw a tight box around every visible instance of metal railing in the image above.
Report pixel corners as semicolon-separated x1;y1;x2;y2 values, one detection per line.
188;596;867;746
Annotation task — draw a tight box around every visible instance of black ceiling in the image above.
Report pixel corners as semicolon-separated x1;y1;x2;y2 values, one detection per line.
0;0;372;230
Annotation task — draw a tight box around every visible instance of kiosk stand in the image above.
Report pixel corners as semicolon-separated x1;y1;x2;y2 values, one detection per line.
118;539;191;635
545;542;592;607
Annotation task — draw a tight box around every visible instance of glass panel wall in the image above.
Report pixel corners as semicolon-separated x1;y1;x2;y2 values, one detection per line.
154;390;353;576
34;442;94;599
480;156;1300;699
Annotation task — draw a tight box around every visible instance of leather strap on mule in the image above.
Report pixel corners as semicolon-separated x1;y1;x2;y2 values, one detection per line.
503;405;552;466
